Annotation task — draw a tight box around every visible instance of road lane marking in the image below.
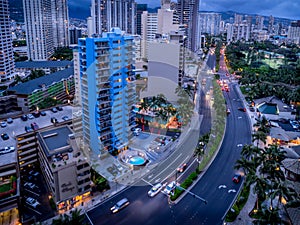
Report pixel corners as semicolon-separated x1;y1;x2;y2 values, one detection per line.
218;185;227;189
228;189;236;193
237;144;243;147
238;116;242;119
149;153;182;182
141;178;153;186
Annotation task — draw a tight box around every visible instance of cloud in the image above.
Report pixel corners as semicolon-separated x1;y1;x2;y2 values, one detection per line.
201;0;300;20
68;0;299;20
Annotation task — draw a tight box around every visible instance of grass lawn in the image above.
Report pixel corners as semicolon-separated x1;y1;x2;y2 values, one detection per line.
262;59;284;69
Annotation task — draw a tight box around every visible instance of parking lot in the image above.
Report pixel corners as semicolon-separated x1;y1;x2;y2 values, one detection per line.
20;163;55;222
0;105;74;150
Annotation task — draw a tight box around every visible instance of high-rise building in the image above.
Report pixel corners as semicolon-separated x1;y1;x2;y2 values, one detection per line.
51;0;70;48
176;0;199;52
69;28;82;45
268;15;274;34
227;22;250;43
136;4;147;35
234;14;243;25
78;28;136;155
288;20;300;44
255;15;264;30
23;0;54;61
91;0;137;35
141;11;158;59
0;0;15;84
198;12;221;36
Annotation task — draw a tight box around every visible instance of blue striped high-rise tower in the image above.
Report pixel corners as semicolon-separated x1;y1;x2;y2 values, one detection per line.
78;28;136;155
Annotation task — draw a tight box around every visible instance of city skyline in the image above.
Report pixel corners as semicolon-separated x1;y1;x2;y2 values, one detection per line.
68;0;300;20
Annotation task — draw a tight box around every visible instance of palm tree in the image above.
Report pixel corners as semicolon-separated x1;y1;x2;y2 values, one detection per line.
253;206;282;225
52;209;86;225
252;131;267;148
254;116;270;134
241;144;259;159
234;157;256;175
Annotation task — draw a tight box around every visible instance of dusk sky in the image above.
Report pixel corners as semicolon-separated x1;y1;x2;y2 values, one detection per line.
69;0;300;20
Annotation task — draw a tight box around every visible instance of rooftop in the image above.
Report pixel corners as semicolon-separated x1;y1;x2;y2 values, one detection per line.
282;158;300;175
38;126;73;157
8;67;74;95
15;60;73;69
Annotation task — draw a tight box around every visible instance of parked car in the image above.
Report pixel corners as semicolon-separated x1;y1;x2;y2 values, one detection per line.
232;174;242;183
21;115;28;121
27;114;34;120
0;146;15;155
1;133;9;140
62;116;69;121
51;117;58;123
25;197;40;208
31;122;39;131
163;181;176;195
33;111;40;118
51;108;58;113
56;106;63;111
110;198;130;213
148;183;163;197
24;182;36;190
40;111;46;116
7;118;13;124
25;126;33;133
177;163;187;173
0;121;7;128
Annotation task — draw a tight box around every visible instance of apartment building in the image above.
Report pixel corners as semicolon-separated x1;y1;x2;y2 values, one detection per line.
78;27;136;156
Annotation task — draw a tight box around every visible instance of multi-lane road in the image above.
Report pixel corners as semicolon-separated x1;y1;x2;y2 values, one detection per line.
87;53;252;225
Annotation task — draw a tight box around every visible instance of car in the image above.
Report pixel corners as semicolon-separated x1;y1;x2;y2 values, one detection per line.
31;122;39;131
27;114;34;120
33;111;40;118
40;111;46;116
24;182;36;189
51;108;58;113
25;126;33;132
249;107;255;112
163;181;176;195
110;198;130;213
51;117;58;123
56;106;63;111
238;107;246;112
62;116;69;121
177;163;187;173
1;133;9;140
148;183;163;197
29;171;40;177
0;146;15;155
7;118;13;124
21;115;28;121
0;121;7;127
232;174;242;183
226;108;231;114
25;197;40;208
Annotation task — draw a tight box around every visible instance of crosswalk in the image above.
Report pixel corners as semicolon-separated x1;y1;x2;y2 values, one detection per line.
146;151;159;162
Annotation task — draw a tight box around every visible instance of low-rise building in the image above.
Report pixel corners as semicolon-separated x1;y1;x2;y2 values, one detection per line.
37;126;91;210
7;67;75;113
0;148;20;224
15;61;73;75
